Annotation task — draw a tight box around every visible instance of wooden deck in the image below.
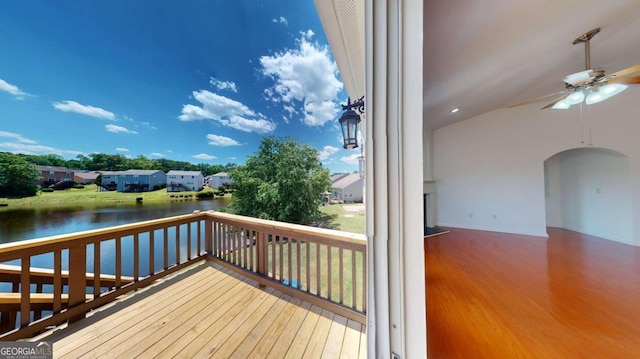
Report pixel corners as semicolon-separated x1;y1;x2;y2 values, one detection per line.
38;262;366;358
426;227;640;358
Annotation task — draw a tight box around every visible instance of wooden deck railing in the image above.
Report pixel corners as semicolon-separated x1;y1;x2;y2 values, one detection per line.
0;213;208;340
0;210;367;340
206;212;367;323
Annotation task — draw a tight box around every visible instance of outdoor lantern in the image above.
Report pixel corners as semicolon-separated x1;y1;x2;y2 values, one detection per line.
338;96;365;150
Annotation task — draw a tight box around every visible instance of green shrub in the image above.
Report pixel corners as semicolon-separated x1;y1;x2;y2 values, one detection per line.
41;188;54;192
196;191;214;198
72;183;85;189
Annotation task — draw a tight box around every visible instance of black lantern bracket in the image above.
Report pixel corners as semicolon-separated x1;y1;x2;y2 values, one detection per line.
342;96;365;114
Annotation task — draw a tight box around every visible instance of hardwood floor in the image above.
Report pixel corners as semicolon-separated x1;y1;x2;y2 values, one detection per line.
38;262;366;358
426;227;640;359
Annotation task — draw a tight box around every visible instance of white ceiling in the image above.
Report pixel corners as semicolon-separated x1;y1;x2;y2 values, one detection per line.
424;0;640;129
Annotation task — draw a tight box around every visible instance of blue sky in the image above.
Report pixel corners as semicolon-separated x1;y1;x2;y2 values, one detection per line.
0;1;360;173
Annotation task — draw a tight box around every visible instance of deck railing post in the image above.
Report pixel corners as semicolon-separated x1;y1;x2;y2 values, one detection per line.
205;215;213;255
68;243;87;324
257;231;266;276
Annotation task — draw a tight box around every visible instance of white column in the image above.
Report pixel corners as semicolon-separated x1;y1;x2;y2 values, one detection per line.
366;0;425;358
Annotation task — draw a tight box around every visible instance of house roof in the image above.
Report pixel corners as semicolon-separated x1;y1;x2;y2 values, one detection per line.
331;173;363;190
167;170;203;176
74;172;99;180
212;172;229;177
100;170;165;176
330;173;349;183
124;169;165;176
36;165;73;172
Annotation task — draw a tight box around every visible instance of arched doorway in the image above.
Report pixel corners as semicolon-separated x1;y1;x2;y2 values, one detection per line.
544;147;632;244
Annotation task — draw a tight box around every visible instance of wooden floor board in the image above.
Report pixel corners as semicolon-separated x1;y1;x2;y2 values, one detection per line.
268;300;313;358
54;263;218;357
321;314;347;358
427;227;640;358
227;291;291;359
74;267;233;358
303;309;334;358
39;261;365;358
105;269;249;358
247;295;302;358
284;304;323;359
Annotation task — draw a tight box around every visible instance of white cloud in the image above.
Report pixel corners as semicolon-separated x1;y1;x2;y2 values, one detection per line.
53;100;116;120
116;147;130;152
193;153;217;160
105;124;138;134
210;78;238;93
141;121;157;130
260;32;342;126
179;90;276;134
0;78;29;99
0;131;36;144
341;153;361;165
272;16;288;26
318;145;340;161
0;142;83;156
149;152;164;158
283;104;297;117
207;134;240;147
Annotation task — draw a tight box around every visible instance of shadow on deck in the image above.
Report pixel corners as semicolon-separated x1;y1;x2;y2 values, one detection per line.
37;262;366;358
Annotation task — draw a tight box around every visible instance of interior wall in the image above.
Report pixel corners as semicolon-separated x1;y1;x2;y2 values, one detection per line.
432;86;640;244
545;148;632;243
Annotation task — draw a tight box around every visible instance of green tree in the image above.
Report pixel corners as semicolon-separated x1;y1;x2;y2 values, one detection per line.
230;137;330;224
0;152;41;197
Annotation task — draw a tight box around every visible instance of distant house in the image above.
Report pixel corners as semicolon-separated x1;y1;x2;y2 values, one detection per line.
208;172;231;189
331;173;364;203
167;170;204;192
37;166;74;187
74;171;100;184
98;170;166;192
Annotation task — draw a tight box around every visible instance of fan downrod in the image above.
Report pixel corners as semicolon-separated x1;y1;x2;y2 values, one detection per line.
573;27;601;70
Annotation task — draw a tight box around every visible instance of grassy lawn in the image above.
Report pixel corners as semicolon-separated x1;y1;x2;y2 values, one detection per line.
318;203;365;234
0;184;227;206
267;239;365;311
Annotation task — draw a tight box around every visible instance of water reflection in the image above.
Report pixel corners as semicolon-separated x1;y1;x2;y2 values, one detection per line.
0;199;230;244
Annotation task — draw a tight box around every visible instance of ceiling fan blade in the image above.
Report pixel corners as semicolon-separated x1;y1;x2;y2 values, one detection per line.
607;75;640;85
541;93;570;109
509;91;563;108
606;63;640;79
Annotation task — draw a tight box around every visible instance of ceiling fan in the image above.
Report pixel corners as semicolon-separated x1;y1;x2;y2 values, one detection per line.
511;27;640;110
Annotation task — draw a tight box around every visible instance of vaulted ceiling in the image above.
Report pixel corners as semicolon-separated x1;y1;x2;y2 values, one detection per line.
315;1;640;131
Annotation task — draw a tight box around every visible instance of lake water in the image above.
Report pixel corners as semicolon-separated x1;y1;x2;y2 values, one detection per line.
0;198;231;244
0;199;231;299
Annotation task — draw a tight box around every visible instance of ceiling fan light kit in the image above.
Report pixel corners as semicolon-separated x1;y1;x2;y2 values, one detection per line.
512;27;640;110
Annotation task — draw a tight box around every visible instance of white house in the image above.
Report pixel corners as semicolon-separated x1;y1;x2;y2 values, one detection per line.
208;172;231;189
331;173;363;203
166;170;204;192
317;1;640;357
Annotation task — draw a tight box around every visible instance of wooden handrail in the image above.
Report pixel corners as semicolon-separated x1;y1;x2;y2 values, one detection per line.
0;212;208;339
0;264;135;287
204;211;367;318
0;210;368;338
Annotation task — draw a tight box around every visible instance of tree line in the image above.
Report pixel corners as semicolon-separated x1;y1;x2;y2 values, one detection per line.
15;153;237;175
0;152;237;198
